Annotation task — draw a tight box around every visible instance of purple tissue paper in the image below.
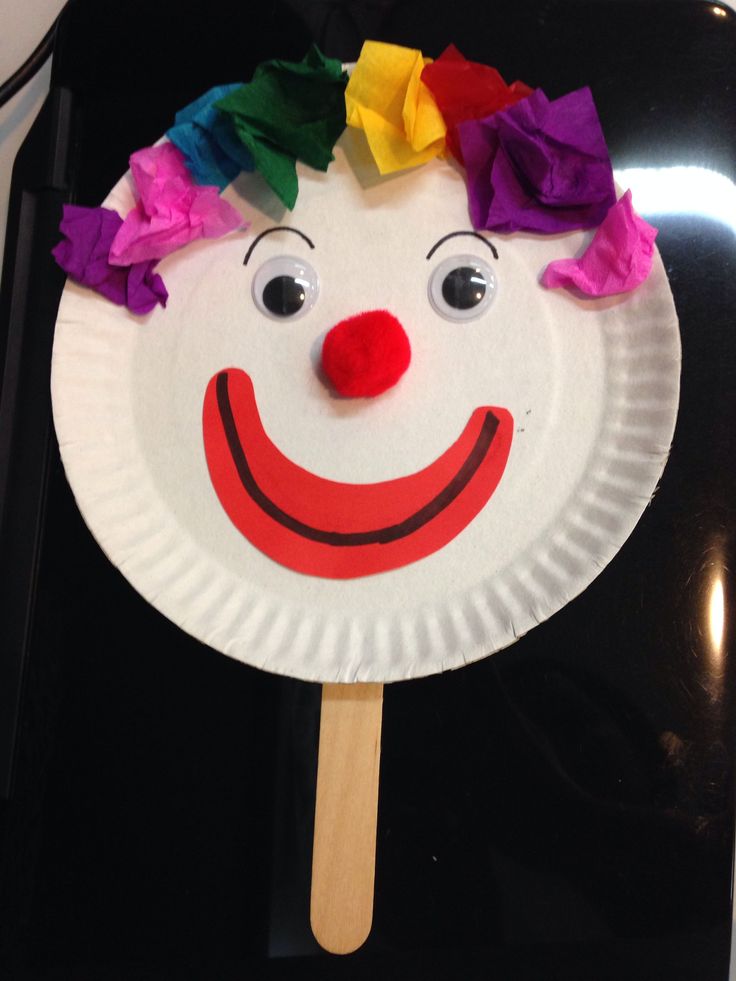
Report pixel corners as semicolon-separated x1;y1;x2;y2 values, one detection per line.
52;205;168;315
458;87;616;234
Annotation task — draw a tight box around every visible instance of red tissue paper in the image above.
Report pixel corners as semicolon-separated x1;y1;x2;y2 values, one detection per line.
421;45;533;163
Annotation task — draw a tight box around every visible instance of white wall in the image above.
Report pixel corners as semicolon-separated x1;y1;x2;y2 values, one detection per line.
0;0;67;274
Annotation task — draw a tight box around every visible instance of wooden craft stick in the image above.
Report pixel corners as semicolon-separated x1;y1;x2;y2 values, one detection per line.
310;682;384;955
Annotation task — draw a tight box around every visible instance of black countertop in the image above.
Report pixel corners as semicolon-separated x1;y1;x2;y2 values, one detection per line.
0;2;734;978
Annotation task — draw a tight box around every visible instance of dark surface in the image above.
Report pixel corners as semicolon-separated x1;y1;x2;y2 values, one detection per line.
0;1;735;978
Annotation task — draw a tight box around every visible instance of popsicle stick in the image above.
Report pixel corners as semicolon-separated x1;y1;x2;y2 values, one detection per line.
310;682;384;955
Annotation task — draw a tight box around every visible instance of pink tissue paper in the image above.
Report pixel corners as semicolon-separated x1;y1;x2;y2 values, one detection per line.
109;143;244;266
542;190;657;297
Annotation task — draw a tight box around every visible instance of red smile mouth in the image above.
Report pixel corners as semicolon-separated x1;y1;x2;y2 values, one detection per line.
203;369;513;578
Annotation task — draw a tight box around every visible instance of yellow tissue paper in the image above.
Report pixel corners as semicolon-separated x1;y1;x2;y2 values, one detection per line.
345;41;446;174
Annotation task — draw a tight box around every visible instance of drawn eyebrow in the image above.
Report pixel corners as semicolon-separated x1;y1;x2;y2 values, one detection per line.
426;231;499;261
244;226;315;266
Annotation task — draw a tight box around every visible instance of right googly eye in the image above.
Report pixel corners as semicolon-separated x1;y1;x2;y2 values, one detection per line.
252;255;319;320
428;253;498;322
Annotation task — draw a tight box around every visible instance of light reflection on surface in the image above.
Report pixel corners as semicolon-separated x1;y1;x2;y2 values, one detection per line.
708;575;725;659
702;548;728;703
614;166;736;235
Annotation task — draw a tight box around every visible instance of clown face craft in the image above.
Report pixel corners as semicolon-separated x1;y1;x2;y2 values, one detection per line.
201;143;514;583
51;48;680;686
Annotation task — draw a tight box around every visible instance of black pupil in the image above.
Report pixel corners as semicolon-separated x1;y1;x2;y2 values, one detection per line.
442;266;487;309
263;275;306;316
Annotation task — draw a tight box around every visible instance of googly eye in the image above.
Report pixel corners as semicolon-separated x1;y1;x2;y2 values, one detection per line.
252;255;319;320
428;253;497;322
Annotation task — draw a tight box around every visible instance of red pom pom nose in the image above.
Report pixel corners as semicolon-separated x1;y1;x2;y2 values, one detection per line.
321;310;411;398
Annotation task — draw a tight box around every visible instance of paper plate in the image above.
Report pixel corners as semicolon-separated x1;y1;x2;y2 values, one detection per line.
51;128;680;683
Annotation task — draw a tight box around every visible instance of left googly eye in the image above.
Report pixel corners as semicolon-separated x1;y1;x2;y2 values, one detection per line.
428;254;497;322
252;255;319;320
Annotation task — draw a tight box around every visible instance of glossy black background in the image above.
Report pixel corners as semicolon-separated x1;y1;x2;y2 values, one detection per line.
0;1;735;978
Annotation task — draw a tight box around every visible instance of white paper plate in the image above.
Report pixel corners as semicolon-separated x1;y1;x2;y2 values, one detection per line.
51;129;680;683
